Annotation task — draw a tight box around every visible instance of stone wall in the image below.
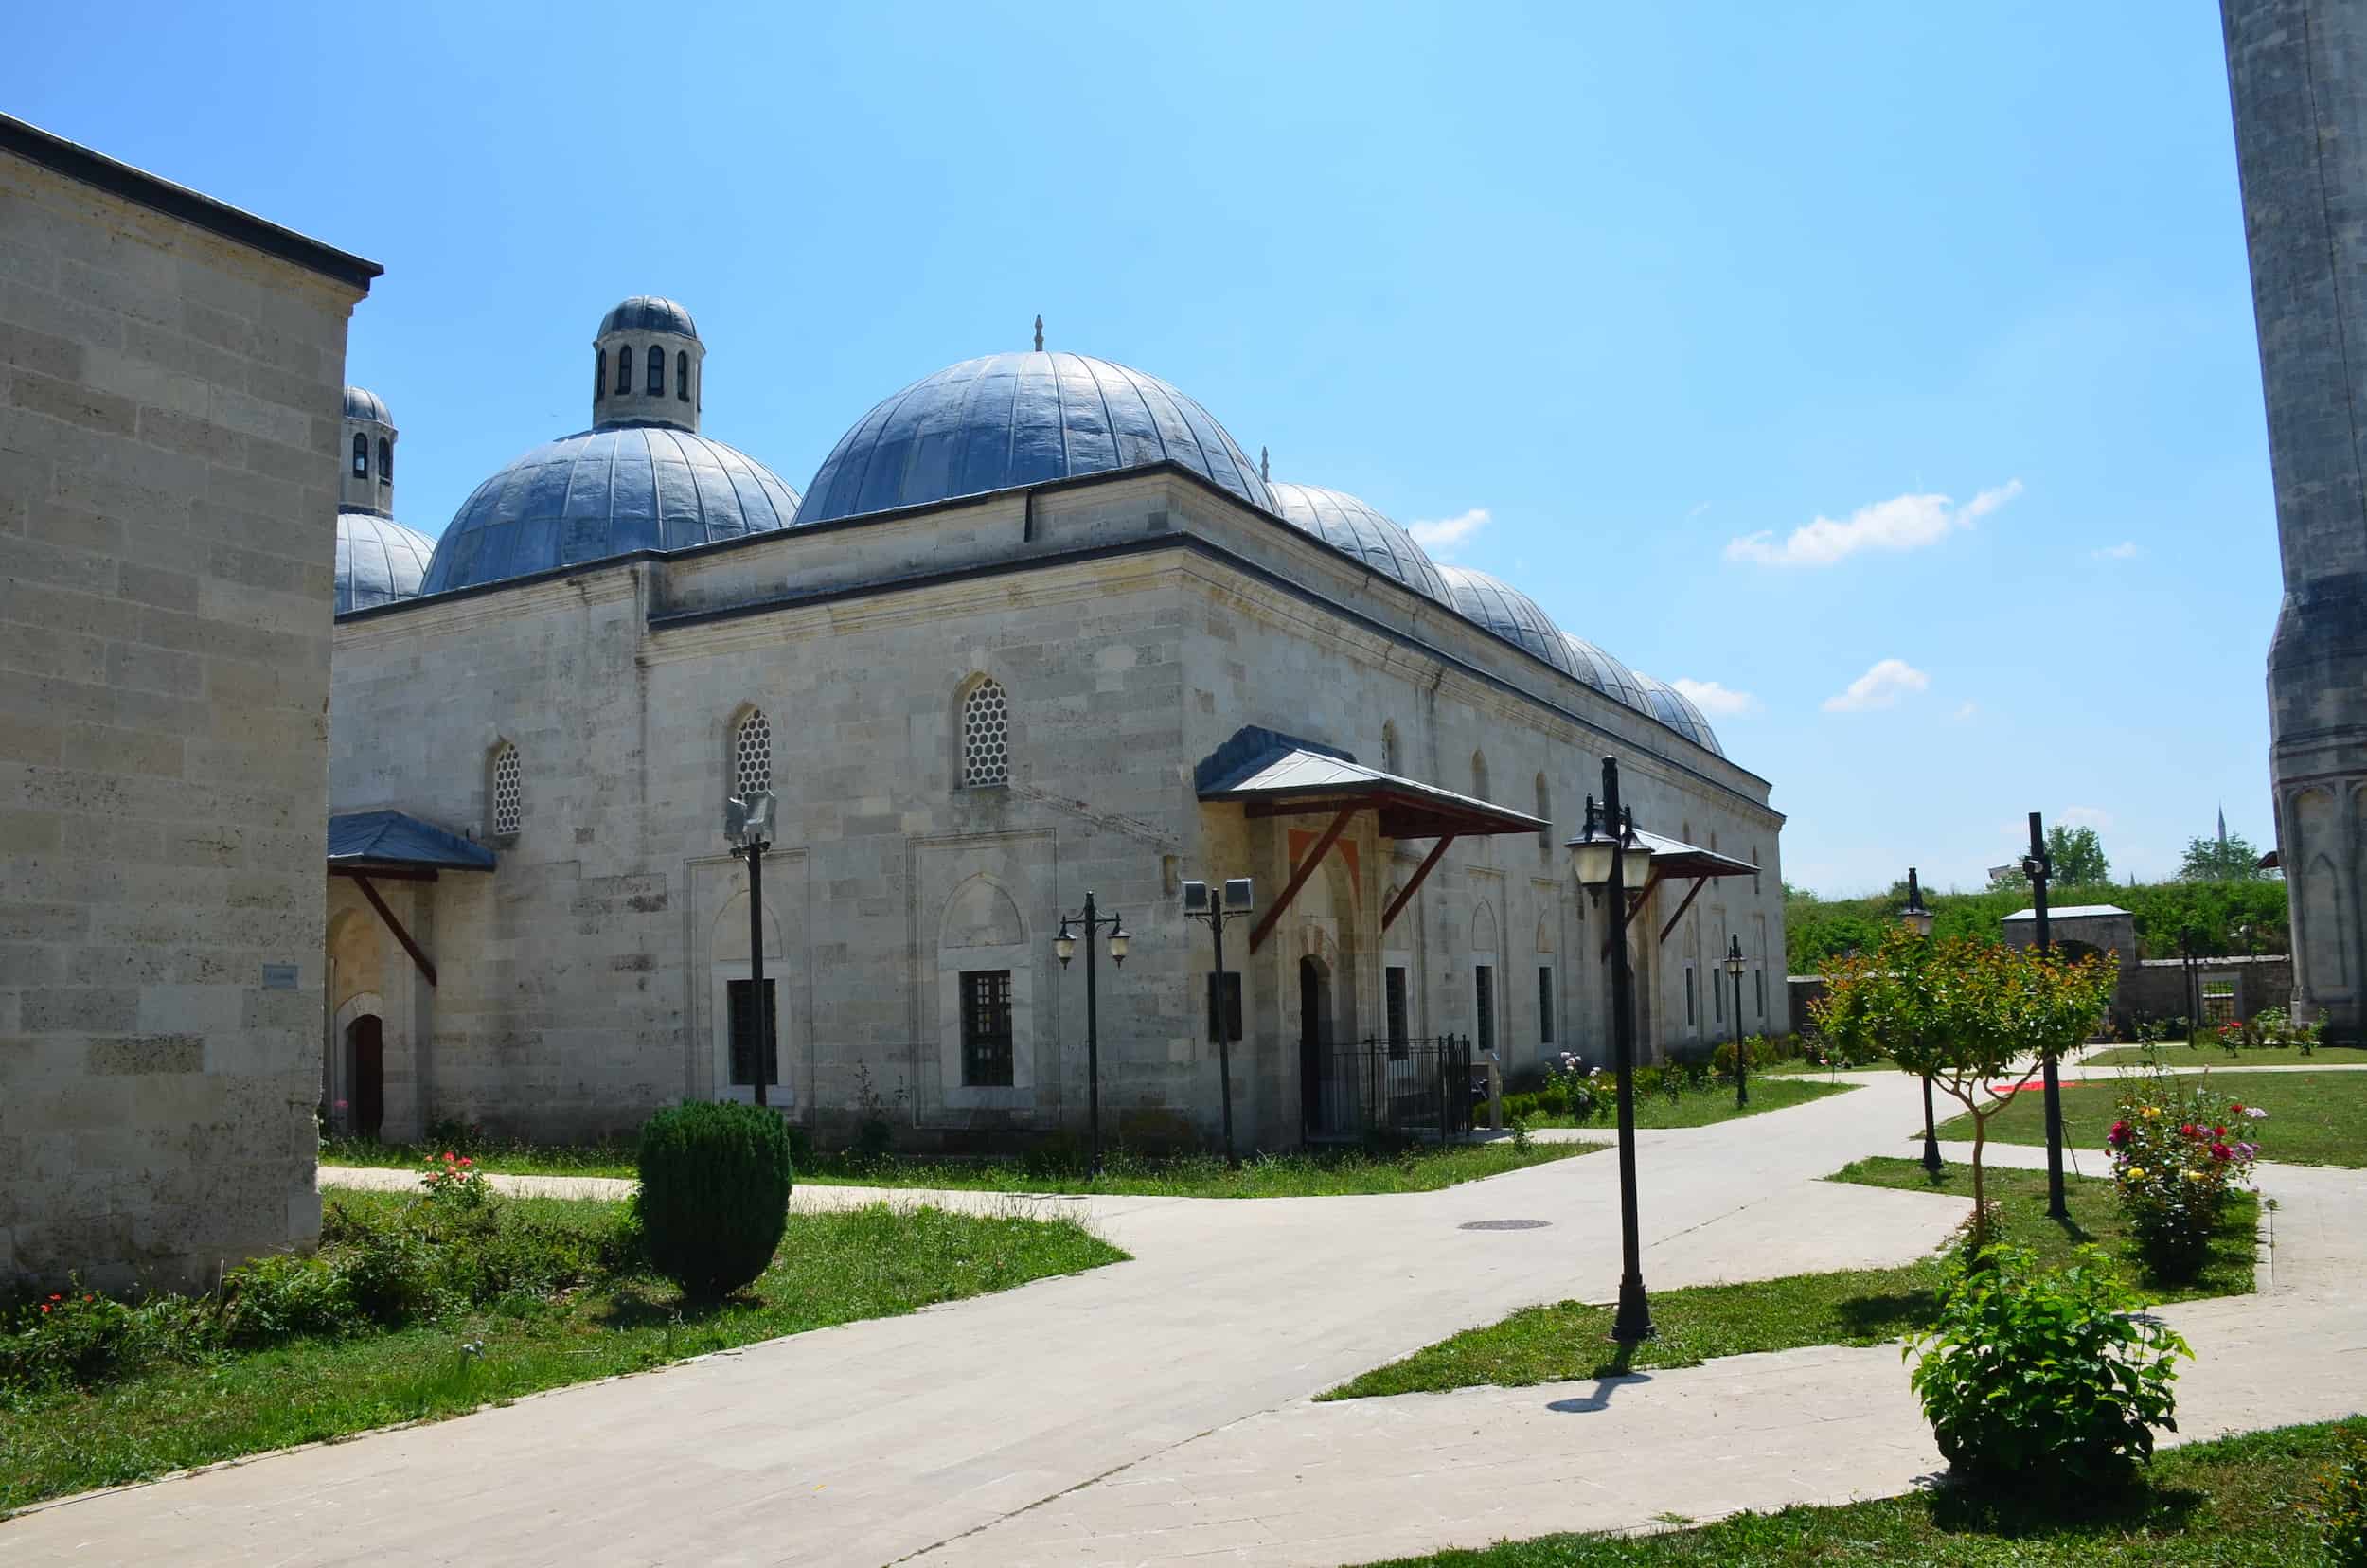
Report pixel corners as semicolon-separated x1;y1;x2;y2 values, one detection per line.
0;123;373;1290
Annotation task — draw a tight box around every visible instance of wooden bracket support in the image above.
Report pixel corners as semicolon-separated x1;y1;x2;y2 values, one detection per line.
351;872;436;987
1247;806;1357;955
1380;835;1456;933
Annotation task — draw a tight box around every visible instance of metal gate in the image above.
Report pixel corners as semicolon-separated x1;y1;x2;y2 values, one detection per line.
1307;1035;1475;1141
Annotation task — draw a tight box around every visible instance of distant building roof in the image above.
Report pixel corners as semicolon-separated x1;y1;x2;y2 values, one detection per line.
2002;904;2129;921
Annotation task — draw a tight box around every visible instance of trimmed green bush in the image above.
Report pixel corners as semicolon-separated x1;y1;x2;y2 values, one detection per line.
634;1101;795;1300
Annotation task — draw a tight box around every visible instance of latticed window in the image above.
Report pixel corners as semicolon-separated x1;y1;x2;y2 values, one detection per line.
1385;967;1409;1054
1474;965;1495;1054
491;744;521;836
959;969;1014;1087
961;678;1009;787
734;711;772;799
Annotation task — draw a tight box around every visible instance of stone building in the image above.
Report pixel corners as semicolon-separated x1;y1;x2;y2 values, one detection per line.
328;316;1789;1152
0;114;378;1288
2223;0;2367;1042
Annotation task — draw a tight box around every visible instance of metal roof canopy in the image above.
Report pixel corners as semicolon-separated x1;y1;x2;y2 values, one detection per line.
1195;727;1546;953
328;811;497;988
1564;825;1760;950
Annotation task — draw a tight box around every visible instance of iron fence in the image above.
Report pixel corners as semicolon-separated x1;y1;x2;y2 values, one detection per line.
1307;1035;1477;1142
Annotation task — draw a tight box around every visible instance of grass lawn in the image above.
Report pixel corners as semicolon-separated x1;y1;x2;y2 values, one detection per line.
320;1135;1605;1197
1526;1077;1857;1131
2083;1042;2365;1069
1937;1068;2367;1168
1352;1419;2362;1566
1319;1158;2253;1400
0;1191;1121;1513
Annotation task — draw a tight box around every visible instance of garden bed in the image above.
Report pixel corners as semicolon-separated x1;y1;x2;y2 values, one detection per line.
1936;1068;2367;1168
1318;1159;2254;1400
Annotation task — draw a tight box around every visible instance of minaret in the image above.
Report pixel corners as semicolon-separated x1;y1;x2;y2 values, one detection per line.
2223;0;2367;1040
341;386;396;516
592;295;703;435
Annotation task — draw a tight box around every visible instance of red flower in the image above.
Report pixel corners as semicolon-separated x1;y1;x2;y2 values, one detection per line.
2108;1119;2131;1147
2211;1142;2233;1161
2213;1126;2226;1139
40;1304;50;1314
458;1157;472;1167
2230;1102;2245;1114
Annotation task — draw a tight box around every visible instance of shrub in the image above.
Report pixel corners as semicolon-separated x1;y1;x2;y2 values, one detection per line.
219;1252;357;1347
2107;1071;2262;1281
1;1285;142;1388
635;1101;795;1301
2321;1425;2367;1567
342;1221;442;1326
419;1150;492;1207
1907;1244;2188;1487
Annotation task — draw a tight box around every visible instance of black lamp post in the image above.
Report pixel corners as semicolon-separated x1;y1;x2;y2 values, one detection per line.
2023;811;2069;1221
725;791;777;1108
1570;757;1655;1345
1054;891;1130;1178
1182;877;1254;1164
1900;866;1941;1176
1723;935;1748;1109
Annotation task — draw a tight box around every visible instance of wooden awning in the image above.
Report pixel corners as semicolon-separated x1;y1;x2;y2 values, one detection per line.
327;811;496;987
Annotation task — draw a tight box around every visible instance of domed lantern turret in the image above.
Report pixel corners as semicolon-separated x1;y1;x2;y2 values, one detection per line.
341;385;397;516
593;295;703;435
335;385;435;613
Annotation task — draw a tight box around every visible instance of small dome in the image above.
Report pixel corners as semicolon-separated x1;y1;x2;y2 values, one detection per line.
797;351;1272;524
1558;632;1651;711
337;512;435;614
1436;565;1579;678
419;426;801;596
344;385;392;424
598;296;698;339
1266;481;1450;603
1633;673;1725;757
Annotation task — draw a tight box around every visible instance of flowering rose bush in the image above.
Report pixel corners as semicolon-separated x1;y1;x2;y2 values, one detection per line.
419;1150;491;1208
1545;1051;1602;1122
2108;1072;2260;1280
2;1285;140;1387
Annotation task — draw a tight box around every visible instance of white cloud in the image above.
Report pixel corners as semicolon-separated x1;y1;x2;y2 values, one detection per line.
1410;507;1489;554
1822;658;1931;713
1685;500;1712;520
1725;479;2024;568
1952;702;1979;721
2091;541;2142;561
1670;677;1759;718
2060;805;2114;830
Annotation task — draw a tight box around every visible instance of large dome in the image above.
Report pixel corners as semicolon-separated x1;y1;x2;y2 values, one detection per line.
336;512;436;614
1558;632;1650;710
797;351;1272;524
1266;481;1450;604
1634;673;1725;757
419;426;802;596
1436;565;1580;678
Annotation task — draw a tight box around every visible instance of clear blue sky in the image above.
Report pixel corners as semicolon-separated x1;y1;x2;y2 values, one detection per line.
19;1;2274;896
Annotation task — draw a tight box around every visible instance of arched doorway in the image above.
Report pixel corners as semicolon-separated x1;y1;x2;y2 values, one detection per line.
347;1015;384;1139
1299;955;1333;1134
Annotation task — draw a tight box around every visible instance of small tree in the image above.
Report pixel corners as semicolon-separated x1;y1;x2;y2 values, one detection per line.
2177;832;2267;882
1816;930;2114;1247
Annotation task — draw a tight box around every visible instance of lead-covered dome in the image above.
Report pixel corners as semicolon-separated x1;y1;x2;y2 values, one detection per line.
1437;565;1580;677
1559;632;1651;710
337;512;436;614
343;385;392;424
1267;481;1450;604
599;295;698;339
797;351;1272;524
1634;673;1725;757
418;426;801;595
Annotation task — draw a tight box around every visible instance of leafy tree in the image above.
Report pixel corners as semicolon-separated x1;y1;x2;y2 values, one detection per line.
1814;929;2115;1247
2045;824;2110;885
2178;832;2268;882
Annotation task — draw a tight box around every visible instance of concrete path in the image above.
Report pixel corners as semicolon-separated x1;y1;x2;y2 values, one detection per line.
6;1071;2358;1567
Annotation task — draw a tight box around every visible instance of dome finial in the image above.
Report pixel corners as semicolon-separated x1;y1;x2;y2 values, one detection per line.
1033;314;1044;352
1259;446;1270;482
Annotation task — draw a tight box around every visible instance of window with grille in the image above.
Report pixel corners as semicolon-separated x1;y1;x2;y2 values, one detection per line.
1538;967;1554;1044
1385;967;1410;1054
491;745;521;837
959;969;1014;1086
1755;968;1765;1017
2200;975;2239;1026
734;710;772;799
1684;965;1698;1026
1715;957;1724;1021
961;678;1009;787
1475;965;1495;1054
726;977;778;1089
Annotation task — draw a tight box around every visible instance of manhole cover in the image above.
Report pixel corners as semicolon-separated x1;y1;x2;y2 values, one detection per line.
1458;1219;1551;1231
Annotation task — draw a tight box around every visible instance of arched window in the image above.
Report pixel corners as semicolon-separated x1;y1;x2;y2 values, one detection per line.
733;710;772;800
1471;750;1490;803
615;345;632;395
595;348;606;401
961;677;1009;787
677;349;690;402
1534;772;1552;851
377;437;392;485
351;433;368;477
648;345;665;395
490;743;522;838
1381;721;1401;775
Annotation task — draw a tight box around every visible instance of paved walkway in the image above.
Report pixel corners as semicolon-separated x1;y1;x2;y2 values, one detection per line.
7;1072;2360;1566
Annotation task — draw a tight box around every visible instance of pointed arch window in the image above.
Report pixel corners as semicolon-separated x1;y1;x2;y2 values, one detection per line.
615;345;632;396
490;743;522;838
595;348;606;401
351;432;368;477
962;677;1010;787
733;709;772;800
648;345;665;395
677;350;690;401
1471;750;1490;803
377;437;392;485
1381;721;1401;775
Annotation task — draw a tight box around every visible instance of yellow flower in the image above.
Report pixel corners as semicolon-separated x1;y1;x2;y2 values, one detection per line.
2125;1166;2147;1181
2181;1168;2205;1182
2141;1106;2162;1120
